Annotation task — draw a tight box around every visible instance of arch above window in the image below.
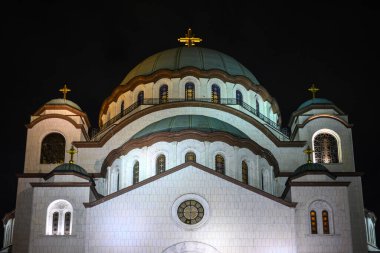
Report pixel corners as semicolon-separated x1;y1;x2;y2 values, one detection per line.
308;200;333;235
185;152;196;162
46;199;73;235
156;154;166;174
312;129;341;163
215;154;225;174
40;133;66;164
185;82;195;101
159;85;168;104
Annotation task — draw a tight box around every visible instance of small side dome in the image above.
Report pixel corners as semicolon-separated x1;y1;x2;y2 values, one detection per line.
297;98;333;111
293;163;329;175
46;163;92;181
46;98;82;111
132;115;249;140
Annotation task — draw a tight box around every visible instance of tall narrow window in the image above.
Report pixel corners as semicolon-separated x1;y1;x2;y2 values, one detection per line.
256;98;260;114
40;133;66;164
215;154;225;174
159;85;168;104
314;133;339;163
242;161;248;184
185;152;196;162
137;91;144;106
185;82;195;100
120;101;124;115
236;90;243;105
322;210;330;234
211;84;220;103
156;155;166;174
310;210;318;234
64;212;71;235
52;212;59;235
133;161;139;184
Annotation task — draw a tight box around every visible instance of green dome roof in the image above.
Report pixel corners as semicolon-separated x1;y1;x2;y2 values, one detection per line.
50;163;89;177
293;162;329;175
297;98;333;110
132;115;249;140
120;47;260;85
46;98;82;111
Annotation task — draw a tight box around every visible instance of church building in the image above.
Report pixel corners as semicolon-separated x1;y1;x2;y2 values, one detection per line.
2;29;379;253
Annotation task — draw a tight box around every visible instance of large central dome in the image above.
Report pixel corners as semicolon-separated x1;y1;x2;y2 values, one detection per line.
120;47;260;85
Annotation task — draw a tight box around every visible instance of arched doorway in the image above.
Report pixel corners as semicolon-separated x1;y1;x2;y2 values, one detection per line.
162;241;220;253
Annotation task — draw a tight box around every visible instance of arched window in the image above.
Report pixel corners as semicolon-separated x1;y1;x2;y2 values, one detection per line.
310;210;318;234
120;100;124;115
52;212;59;235
211;84;220;103
156;155;166;174
215;154;225;174
314;133;339;163
185;82;195;100
64;212;71;235
46;199;73;235
185;152;196;162
40;133;65;164
322;210;330;234
242;161;248;184
159;85;168;104
236;90;243;105
133;161;139;184
137;91;144;106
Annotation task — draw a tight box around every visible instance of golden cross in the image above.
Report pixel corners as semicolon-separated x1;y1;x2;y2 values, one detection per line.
59;84;71;100
67;146;77;164
308;83;319;99
303;146;314;163
178;28;202;47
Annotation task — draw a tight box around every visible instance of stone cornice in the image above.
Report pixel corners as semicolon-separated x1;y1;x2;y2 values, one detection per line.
30;182;93;187
26;114;90;141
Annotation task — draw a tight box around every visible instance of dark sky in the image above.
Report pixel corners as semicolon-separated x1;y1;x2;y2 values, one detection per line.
1;1;379;246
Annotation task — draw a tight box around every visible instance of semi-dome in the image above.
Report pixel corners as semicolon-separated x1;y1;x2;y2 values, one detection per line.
297;98;333;111
49;163;89;176
46;98;82;111
120;47;260;85
293;162;329;175
132;115;249;140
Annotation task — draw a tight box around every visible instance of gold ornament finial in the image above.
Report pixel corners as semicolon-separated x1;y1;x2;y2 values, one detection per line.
308;83;319;99
67;146;77;164
303;146;314;163
59;84;71;100
178;28;202;47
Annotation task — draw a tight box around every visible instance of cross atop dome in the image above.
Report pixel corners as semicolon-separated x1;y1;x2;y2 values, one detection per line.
59;84;71;100
308;83;319;99
178;28;202;47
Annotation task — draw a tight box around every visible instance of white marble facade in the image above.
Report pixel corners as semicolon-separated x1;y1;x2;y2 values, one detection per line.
3;46;379;253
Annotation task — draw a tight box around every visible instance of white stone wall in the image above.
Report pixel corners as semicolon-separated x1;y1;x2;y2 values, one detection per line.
294;117;355;172
28;187;90;253
85;165;297;253
290;184;353;253
24;117;84;173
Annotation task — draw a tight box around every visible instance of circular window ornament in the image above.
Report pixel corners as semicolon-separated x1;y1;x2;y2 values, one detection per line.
171;194;210;230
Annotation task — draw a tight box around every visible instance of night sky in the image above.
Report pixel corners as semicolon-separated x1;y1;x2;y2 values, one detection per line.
1;1;379;246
